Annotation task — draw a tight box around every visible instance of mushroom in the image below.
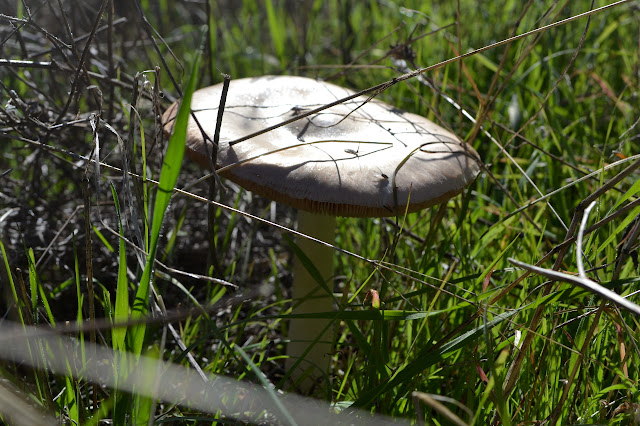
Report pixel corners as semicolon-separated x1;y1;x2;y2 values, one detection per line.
162;75;481;392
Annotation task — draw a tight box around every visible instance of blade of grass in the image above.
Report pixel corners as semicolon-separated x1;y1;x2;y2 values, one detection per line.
351;308;519;409
129;46;201;356
0;239;24;324
110;183;128;353
232;343;298;426
27;249;54;326
265;0;286;66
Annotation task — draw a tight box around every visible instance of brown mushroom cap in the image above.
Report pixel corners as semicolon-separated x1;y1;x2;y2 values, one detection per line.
163;75;481;217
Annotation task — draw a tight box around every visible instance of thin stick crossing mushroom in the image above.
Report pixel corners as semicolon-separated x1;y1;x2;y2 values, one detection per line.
163;75;482;393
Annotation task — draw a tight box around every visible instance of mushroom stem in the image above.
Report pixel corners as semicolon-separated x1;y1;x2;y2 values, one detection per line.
286;210;336;392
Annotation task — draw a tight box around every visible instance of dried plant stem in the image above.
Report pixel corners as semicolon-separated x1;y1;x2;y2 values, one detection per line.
54;0;109;124
206;75;230;277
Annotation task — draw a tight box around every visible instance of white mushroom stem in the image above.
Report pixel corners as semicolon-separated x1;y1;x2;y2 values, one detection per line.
286;210;336;390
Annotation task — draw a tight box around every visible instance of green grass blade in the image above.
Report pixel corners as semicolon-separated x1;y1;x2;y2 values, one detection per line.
129;49;201;356
474;235;519;287
72;234;86;369
92;225;114;252
27;249;55;326
352;308;519;408
265;0;286;65
61;376;79;423
132;345;159;425
233;343;298;426
0;239;24;324
596;204;640;253
110;183;128;352
208;0;217;76
27;248;39;322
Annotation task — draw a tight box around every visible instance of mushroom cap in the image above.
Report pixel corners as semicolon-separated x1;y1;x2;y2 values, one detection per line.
162;75;481;217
